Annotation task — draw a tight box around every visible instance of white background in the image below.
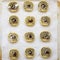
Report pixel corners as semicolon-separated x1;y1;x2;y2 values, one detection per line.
0;0;57;60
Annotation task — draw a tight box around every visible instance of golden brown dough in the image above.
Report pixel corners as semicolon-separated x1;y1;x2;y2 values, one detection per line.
0;48;2;60
57;0;60;7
